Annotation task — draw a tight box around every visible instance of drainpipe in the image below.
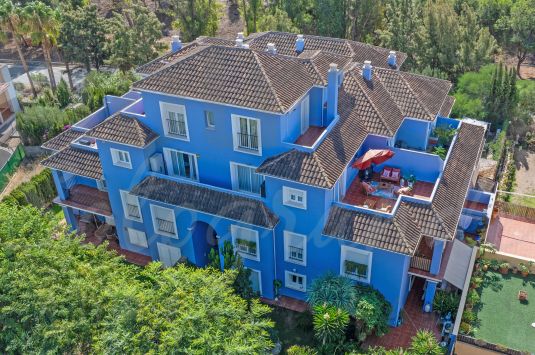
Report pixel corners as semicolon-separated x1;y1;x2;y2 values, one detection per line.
272;228;278;299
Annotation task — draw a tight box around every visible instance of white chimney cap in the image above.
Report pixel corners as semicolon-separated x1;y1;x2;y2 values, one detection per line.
235;38;244;47
364;60;372;66
297;34;304;40
237;32;244;40
329;63;338;71
267;43;276;53
172;35;180;42
389;50;396;55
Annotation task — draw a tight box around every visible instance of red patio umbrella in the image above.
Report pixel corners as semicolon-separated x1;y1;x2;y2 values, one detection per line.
352;149;394;170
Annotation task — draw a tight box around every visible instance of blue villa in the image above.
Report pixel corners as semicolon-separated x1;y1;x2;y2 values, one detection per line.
42;32;493;327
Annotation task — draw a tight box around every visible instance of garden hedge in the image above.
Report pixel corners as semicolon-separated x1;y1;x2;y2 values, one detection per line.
2;168;56;208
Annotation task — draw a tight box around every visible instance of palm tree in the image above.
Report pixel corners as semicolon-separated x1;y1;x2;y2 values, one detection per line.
21;1;60;91
0;0;37;98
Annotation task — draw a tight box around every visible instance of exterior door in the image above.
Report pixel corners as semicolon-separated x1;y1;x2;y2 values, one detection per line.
300;95;310;134
157;243;181;268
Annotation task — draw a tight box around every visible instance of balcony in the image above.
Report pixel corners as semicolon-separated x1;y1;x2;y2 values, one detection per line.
167;118;187;137
410;256;432;272
342;174;435;212
155;217;175;235
236;132;259;151
294;126;326;147
54;184;112;217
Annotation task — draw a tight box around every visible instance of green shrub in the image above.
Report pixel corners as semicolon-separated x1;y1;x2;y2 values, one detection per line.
433;290;460;317
287;345;318;355
81;71;138;111
16;106;69;146
408;330;443;355
2;169;56;208
56;79;72;108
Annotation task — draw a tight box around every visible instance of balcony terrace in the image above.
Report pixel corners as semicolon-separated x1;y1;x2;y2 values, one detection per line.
294;126;326;147
54;184;112;217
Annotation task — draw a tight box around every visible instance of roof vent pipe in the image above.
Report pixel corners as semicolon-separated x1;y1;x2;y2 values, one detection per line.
387;51;397;68
362;60;373;81
242;43;250;49
171;35;182;52
267;43;277;54
235;38;244;48
326;63;339;123
236;32;244;40
295;34;305;53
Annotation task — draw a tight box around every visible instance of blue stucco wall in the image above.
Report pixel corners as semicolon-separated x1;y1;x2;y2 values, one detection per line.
395;118;430;151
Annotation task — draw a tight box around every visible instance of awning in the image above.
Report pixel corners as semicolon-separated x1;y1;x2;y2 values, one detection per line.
443;239;473;289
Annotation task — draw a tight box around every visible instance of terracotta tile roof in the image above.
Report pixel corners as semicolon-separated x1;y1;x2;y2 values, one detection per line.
42;147;102;180
131;176;279;229
431;122;486;235
133;45;315;113
245;31;407;68
438;95;455;117
323;121;485;254
41;129;85;151
87;113;158;147
400;73;452;116
257;65;453;187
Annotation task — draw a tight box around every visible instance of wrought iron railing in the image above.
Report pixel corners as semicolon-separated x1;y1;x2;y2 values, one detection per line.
126;203;141;219
167;118;187;137
288;246;304;261
410;256;432;272
236;132;259;151
156;217;175;235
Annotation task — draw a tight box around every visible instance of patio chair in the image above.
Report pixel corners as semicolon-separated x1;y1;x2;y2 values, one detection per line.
380;167;401;184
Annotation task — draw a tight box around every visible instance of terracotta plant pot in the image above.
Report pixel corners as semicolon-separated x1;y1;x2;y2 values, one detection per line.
522;271;529;277
500;267;509;275
483;265;489;272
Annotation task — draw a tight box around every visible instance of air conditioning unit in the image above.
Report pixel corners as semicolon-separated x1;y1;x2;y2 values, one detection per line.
149;153;165;174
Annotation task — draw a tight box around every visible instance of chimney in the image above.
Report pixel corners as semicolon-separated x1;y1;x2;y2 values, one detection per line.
387;51;397;68
267;43;277;54
295;34;305;53
326;63;339;123
171;35;182;52
236;32;244;40
242;43;250;49
362;60;372;81
235;38;244;48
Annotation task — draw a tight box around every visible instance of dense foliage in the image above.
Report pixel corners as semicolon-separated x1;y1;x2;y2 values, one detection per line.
81;71;138;111
1;168;56;208
16;104;88;145
0;204;274;353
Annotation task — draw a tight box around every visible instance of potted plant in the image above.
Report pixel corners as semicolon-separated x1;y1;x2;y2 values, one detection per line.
407;174;416;188
518;262;533;277
273;279;282;300
518;290;528;301
490;259;500;271
470;277;483;289
480;259;490;272
499;262;510;275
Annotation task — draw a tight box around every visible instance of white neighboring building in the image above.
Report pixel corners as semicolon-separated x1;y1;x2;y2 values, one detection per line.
0;64;20;128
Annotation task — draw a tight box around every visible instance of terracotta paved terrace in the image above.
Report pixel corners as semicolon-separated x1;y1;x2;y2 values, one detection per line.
343;177;434;211
486;215;535;261
261;296;309;313
294;126;326;147
363;278;441;350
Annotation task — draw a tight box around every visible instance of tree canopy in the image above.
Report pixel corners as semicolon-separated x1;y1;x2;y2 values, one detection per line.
0;204;274;353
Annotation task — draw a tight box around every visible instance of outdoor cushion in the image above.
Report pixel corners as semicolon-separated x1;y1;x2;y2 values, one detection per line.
391;169;400;180
381;168;391;178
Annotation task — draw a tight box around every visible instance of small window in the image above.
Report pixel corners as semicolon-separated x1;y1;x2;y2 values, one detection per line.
285;271;306;292
120;190;142;222
127;228;148;248
283;186;307;209
340;245;372;283
111;148;132;169
150;204;177;238
231;225;259;261
284;231;306;266
204;111;215;129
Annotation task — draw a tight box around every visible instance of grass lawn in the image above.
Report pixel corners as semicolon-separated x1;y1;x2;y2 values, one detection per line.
474;271;535;352
270;306;315;353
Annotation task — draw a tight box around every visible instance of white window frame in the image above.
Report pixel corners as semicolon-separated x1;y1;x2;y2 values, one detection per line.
285;270;306;292
231;224;260;261
127;227;148;248
230;162;264;196
204;110;215;129
150;204;178;238
160;102;190;141
110;148;132;169
120;190;143;222
163;148;199;181
340;245;372;283
283;231;307;266
231;114;262;156
283;186;307;209
248;268;263;296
